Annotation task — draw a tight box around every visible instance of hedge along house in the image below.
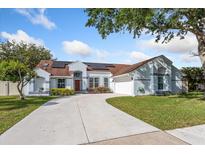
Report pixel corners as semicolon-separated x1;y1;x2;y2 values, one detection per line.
23;55;188;96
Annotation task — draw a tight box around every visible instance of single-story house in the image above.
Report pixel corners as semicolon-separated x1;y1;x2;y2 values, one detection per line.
23;55;188;96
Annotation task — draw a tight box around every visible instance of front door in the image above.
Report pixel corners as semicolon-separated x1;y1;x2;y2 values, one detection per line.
75;80;80;91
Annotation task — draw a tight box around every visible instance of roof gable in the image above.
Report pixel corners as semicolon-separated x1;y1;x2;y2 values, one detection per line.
112;55;173;76
69;61;87;67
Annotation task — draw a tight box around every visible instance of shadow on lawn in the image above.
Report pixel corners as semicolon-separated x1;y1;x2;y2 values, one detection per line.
169;92;204;100
0;96;53;111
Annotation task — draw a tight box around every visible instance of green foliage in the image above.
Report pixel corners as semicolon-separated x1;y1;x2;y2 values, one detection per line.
85;9;205;42
0;41;52;69
51;88;75;96
138;87;145;94
91;87;111;93
0;60;35;82
181;67;205;91
0;41;52;99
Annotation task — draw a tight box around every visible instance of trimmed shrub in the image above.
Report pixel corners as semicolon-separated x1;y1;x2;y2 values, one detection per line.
51;88;75;96
92;87;111;93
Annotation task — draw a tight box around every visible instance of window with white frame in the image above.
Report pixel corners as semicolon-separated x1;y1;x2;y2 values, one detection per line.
89;78;93;88
94;78;99;88
57;79;65;88
89;77;99;88
104;77;109;87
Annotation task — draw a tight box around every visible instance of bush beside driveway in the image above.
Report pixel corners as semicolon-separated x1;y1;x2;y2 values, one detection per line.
106;92;205;130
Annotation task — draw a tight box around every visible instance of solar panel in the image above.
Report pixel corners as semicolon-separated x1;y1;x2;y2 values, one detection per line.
52;61;72;68
52;61;115;69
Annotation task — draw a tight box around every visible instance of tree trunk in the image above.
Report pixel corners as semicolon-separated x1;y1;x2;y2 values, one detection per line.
196;35;205;97
17;82;25;100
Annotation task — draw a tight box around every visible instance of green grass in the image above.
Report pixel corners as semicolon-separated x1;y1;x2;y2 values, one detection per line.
106;92;205;130
0;96;57;134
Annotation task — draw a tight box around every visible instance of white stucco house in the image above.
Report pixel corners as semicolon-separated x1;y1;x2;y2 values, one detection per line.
23;55;188;96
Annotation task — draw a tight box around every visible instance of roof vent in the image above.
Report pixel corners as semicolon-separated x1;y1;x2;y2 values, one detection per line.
43;63;49;67
43;63;49;70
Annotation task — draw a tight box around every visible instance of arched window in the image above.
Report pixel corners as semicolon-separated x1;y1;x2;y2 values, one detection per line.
74;71;82;78
158;67;166;75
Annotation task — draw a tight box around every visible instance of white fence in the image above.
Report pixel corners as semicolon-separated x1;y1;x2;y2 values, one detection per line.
0;81;19;96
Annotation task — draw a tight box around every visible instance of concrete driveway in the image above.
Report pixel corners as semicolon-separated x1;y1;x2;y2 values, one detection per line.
0;93;161;145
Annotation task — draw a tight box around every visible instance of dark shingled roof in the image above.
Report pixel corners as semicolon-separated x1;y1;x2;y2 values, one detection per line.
52;61;72;68
85;62;115;71
36;55;164;76
51;60;116;71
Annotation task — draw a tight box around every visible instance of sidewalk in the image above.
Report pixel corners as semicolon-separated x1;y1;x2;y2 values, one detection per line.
167;124;205;145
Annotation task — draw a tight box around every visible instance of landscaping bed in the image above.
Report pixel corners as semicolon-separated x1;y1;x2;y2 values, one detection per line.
106;92;205;130
88;87;111;94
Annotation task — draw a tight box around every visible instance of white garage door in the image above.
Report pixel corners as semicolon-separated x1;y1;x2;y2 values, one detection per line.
113;81;134;96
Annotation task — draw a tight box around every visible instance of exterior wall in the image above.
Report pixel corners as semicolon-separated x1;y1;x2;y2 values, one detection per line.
171;66;185;93
88;71;112;88
24;68;50;95
152;57;172;93
34;77;45;91
50;78;56;89
68;61;87;77
66;78;73;89
34;68;50;81
81;76;88;91
132;62;153;95
68;61;87;90
131;56;178;95
50;77;73;89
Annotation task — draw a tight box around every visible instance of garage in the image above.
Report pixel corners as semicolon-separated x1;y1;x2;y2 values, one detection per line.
111;74;134;96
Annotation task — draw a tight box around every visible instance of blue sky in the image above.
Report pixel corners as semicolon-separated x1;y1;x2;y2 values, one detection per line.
0;8;201;68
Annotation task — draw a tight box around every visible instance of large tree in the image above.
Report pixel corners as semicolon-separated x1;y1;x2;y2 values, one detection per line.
0;41;52;99
181;67;205;91
85;9;205;67
0;60;35;99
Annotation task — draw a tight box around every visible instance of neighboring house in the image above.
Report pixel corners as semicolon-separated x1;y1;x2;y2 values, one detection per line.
23;55;187;96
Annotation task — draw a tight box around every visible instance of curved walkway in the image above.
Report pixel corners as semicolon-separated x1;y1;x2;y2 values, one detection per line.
0;94;185;145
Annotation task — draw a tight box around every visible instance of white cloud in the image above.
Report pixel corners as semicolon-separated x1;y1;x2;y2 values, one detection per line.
140;33;198;54
62;40;92;57
96;50;109;61
122;59;133;64
180;53;200;63
130;51;151;62
16;9;56;30
0;30;44;46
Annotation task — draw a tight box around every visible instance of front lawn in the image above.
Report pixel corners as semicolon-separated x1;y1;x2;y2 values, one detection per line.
106;92;205;130
0;96;57;134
